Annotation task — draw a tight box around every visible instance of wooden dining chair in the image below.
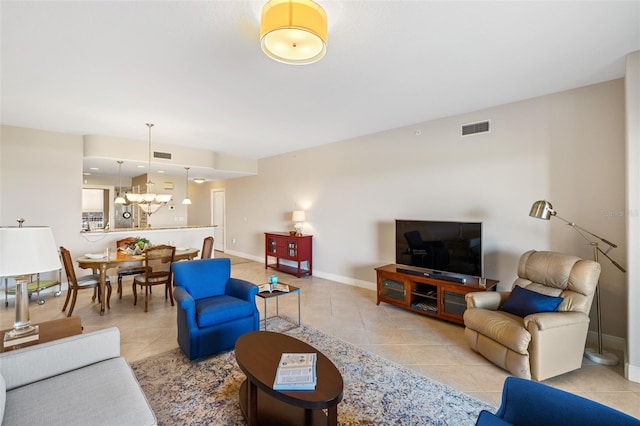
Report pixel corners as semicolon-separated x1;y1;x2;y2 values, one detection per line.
116;237;147;299
60;246;111;316
133;244;176;312
201;236;214;259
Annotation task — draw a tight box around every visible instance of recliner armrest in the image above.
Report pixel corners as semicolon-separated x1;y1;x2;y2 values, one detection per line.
524;311;589;331
466;291;509;310
226;277;259;301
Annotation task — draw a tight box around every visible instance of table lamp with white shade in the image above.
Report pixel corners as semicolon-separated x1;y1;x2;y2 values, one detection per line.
0;222;61;347
292;210;306;236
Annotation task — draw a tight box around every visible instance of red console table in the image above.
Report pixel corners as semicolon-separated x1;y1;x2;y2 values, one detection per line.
265;233;312;278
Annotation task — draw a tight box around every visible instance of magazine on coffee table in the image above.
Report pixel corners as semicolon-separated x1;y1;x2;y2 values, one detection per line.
273;352;317;390
258;283;290;293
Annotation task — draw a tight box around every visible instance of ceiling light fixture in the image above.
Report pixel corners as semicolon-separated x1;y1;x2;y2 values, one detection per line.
193;177;205;184
182;167;192;205
114;161;126;205
260;0;328;65
125;123;172;215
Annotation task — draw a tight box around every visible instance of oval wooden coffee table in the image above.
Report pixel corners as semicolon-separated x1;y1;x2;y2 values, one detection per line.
235;331;344;426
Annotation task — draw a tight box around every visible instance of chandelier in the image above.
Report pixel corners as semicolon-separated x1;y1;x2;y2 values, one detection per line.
125;123;172;215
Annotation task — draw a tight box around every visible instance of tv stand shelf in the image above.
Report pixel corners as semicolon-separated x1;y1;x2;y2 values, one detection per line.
375;264;498;325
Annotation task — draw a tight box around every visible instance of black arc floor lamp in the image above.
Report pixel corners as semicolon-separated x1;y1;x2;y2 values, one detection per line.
529;200;626;366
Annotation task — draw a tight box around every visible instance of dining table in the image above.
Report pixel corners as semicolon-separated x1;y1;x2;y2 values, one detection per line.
76;247;200;315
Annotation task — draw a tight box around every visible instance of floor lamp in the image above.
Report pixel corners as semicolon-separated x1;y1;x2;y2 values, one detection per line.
529;200;626;365
0;222;61;347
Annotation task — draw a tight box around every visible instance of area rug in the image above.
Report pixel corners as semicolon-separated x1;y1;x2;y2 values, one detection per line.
131;318;495;425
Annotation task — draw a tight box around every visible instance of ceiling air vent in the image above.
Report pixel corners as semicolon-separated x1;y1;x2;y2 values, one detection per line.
153;151;172;160
462;120;490;136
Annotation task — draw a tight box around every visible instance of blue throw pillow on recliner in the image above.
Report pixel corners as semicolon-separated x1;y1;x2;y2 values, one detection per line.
500;285;563;317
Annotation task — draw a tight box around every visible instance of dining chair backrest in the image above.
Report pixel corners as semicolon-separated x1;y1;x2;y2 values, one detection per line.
59;246;79;289
201;236;214;259
142;245;176;283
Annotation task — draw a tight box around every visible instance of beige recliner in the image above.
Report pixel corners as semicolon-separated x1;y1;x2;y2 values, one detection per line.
464;250;601;381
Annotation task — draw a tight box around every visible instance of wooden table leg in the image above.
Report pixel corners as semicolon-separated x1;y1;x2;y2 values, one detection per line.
99;264;107;315
247;380;258;426
327;405;338;426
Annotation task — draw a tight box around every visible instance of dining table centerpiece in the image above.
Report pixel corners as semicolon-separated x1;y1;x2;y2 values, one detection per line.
119;237;151;255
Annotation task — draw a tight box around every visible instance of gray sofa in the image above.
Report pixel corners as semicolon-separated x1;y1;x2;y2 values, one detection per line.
0;327;156;426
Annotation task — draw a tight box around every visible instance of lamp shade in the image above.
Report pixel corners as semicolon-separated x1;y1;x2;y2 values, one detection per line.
292;210;306;222
529;200;556;220
0;227;61;276
260;0;328;65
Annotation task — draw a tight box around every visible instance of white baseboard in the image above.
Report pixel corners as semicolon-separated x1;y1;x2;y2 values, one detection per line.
222;249;262;263
625;362;640;383
312;270;376;291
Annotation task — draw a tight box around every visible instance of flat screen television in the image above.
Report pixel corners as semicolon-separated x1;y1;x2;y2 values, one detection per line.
395;220;482;277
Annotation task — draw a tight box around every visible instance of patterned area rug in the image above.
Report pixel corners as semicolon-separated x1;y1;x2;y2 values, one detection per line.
131;318;494;425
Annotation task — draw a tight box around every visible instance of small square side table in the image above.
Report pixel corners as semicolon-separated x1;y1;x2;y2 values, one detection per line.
1;316;83;353
256;283;300;331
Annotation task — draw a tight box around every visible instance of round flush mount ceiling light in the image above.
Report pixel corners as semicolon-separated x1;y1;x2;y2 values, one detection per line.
260;0;328;65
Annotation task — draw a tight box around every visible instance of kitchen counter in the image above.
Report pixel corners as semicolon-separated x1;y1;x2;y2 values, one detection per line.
79;225;217;255
81;225;216;234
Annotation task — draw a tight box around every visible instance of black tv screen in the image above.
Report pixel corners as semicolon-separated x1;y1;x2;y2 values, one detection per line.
395;220;482;277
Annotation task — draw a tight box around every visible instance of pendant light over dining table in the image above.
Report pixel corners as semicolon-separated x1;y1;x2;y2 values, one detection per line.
125;123;172;216
182;167;192;205
114;160;126;205
260;0;328;65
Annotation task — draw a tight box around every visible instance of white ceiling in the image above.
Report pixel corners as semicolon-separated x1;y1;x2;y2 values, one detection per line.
2;1;639;179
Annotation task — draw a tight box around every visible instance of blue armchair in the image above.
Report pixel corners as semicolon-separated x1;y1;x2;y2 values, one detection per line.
476;376;640;426
173;258;259;360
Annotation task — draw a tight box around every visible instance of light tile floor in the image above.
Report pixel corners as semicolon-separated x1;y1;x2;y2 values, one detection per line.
2;252;639;418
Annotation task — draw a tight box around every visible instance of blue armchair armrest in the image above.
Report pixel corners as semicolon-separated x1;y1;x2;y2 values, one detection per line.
174;286;199;342
174;286;196;321
226;278;259;301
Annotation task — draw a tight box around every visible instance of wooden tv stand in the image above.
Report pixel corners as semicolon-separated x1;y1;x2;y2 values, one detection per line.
375;264;498;325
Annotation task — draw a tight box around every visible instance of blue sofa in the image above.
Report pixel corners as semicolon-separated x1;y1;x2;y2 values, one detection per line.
476;376;639;426
173;258;259;360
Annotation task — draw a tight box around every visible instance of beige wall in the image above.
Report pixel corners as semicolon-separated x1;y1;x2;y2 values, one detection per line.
1;126;84;245
202;80;628;342
187;181;214;227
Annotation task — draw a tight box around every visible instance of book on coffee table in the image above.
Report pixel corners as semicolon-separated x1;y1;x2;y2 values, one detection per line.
273;352;317;390
258;283;290;293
